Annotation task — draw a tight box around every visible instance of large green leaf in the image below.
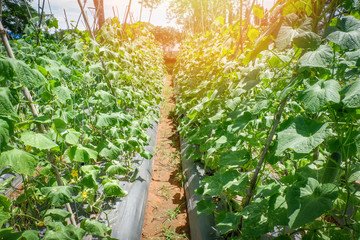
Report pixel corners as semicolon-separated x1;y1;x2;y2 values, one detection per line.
0;209;10;226
293;32;322;50
43;222;85;240
0;118;11;150
227;111;252;133
80;165;100;189
0;149;38;175
21;131;58;150
286;178;338;229
80;219;111;237
3;230;39;240
299;80;340;113
42;209;71;223
0;88;18;120
95;90;116;106
201;170;248;196
298;45;333;69
53;86;73;104
41;186;80;207
324;16;360;50
219;149;251;168
0;58;46;89
215;211;242;235
103;179;127;197
276;117;331;155
275;14;312;50
67;144;97;163
341;78;360;108
241;199;270;237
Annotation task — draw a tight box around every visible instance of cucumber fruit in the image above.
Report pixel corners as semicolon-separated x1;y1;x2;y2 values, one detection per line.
321;152;342;184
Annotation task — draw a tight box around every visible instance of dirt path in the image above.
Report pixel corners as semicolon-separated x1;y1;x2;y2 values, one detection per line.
142;76;190;239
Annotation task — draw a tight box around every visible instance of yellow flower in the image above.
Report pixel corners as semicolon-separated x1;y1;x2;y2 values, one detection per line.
82;191;88;198
36;221;44;227
84;59;88;63
71;170;78;178
70;179;75;184
45;26;49;30
83;45;87;50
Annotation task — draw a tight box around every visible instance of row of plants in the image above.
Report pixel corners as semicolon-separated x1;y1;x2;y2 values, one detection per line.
0;16;165;238
175;0;360;239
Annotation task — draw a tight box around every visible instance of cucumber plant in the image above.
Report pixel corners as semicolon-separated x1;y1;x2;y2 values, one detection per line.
175;0;360;238
0;16;165;238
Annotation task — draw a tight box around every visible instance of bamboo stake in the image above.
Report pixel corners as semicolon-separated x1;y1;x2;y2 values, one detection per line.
123;0;132;30
0;20;77;227
76;0;88;29
36;0;46;45
63;9;70;30
0;0;2;22
77;0;95;39
139;0;143;22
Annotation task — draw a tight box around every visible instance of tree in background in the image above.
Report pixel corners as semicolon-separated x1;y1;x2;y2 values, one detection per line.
1;0;37;35
93;0;105;30
143;0;162;23
168;0;239;33
149;25;183;50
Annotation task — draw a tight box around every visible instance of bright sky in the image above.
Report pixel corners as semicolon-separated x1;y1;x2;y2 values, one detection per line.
31;0;176;30
31;0;275;30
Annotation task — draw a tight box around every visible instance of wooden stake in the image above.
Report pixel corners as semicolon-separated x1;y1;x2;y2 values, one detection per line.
63;9;70;30
77;0;95;39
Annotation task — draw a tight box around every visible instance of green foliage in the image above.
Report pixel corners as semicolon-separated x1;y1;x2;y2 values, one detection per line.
174;0;360;238
0;15;164;238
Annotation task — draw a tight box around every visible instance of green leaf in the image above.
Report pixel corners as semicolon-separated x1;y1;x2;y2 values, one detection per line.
95;90;116;106
53;86;72;104
341;78;360;108
215;211;241;234
103;179;127;197
43;222;85;240
241;199;270;237
96;113;129;128
0;209;10;226
348;171;360;183
0;58;46;89
80;219;111;237
21;131;58;150
65;131;81;145
80;165;100;189
42;209;71;222
3;230;39;240
68;145;97;163
0;88;18;120
0;118;11;150
276;117;331;155
202;170;248;195
287;178;338;229
106;164;127;177
219;150;250;167
0;195;11;212
299;80;341;113
98;142;121;160
41;186;80;207
227;111;252;133
324;16;360;49
197;199;216;215
275;14;312;50
0;149;38;175
298;45;333;69
293;32;322;50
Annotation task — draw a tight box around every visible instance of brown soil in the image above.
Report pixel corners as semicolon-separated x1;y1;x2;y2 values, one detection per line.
142;76;190;240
